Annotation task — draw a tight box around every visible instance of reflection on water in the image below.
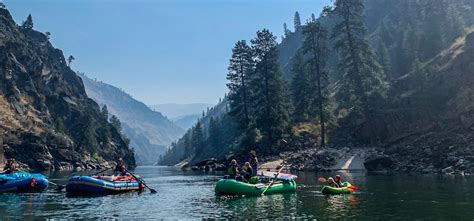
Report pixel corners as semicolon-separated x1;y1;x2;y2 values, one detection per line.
0;166;473;220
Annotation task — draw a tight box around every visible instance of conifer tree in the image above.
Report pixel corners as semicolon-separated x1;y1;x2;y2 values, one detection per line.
250;29;290;152
330;0;387;139
302;19;329;147
191;121;204;154
67;55;75;67
290;50;311;122
110;115;122;133
22;14;34;29
101;105;109;121
208;117;222;150
376;40;392;80
227;40;253;129
283;22;290;38
294;11;302;31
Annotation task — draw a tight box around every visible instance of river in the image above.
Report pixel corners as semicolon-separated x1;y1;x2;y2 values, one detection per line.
0;166;473;220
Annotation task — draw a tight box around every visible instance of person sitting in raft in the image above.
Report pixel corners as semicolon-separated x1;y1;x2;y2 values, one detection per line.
334;175;343;187
227;159;239;179
241;162;253;182
327;177;340;188
249;150;258;176
3;158;17;174
113;158;127;176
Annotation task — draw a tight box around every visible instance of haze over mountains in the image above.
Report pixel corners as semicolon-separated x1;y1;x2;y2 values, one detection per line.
150;103;212;130
81;75;185;165
161;0;474;175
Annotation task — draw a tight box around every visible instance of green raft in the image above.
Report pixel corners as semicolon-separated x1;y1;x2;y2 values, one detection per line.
215;179;297;196
321;182;353;195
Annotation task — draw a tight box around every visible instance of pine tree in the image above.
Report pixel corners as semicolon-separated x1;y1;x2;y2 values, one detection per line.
294;11;302;31
227;40;253;129
283;22;291;38
376;40;392;80
250;29;290;152
110;115;122;133
67;55;75;67
302;19;329;147
22;14;34;29
290;50;311;122
191;121;204;155
208;117;222;150
45;31;51;40
101;105;109;121
331;0;387;140
184;132;192;157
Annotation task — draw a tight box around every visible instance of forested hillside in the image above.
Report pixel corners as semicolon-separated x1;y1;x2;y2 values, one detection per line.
161;0;474;174
0;8;135;170
81;75;184;165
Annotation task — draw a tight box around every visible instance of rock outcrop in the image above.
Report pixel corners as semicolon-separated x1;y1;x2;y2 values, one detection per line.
0;8;135;170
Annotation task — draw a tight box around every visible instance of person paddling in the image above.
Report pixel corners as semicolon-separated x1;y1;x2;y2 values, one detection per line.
227;159;239;179
3;158;17;174
113;158;127;176
249;150;258;176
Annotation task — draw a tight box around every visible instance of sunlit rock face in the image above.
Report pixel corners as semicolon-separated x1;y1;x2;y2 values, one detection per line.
0;8;135;170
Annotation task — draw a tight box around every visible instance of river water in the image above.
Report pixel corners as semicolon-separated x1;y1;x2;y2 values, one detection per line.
0;166;473;220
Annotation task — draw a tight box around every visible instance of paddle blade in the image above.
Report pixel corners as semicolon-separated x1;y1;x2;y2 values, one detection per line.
55;185;65;191
150;188;158;194
318;177;327;183
348;185;358;191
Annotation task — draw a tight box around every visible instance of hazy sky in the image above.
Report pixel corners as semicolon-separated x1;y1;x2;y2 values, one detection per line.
5;0;330;105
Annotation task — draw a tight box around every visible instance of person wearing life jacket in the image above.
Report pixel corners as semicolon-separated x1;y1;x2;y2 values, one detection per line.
3;158;17;174
327;177;340;188
334;175;343;187
113;158;127;176
227;159;239;179
249;150;258;176
242;162;253;182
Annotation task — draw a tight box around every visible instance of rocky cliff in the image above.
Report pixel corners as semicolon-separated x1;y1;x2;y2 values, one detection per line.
0;8;135;170
367;31;474;174
81;75;184;165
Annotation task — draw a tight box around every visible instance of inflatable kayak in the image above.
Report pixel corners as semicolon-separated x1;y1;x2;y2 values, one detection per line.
321;182;354;195
66;175;144;195
0;172;49;193
215;178;297;196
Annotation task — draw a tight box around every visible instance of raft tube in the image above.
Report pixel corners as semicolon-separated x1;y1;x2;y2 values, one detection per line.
215;178;297;196
0;172;49;193
66;176;143;195
321;182;353;195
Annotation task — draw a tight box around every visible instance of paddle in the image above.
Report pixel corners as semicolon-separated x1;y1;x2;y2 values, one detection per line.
91;167;114;176
261;163;285;196
125;168;157;194
48;181;66;191
318;177;359;191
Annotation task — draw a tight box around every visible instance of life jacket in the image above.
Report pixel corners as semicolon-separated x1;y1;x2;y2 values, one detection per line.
227;165;236;175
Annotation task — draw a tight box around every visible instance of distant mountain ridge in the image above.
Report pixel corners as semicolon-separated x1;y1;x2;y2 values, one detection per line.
150;103;211;118
81;75;185;165
150;103;212;130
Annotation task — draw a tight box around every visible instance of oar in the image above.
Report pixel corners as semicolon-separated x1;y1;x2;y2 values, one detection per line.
48;181;66;191
261;163;285;196
91;167;113;176
125;169;157;194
